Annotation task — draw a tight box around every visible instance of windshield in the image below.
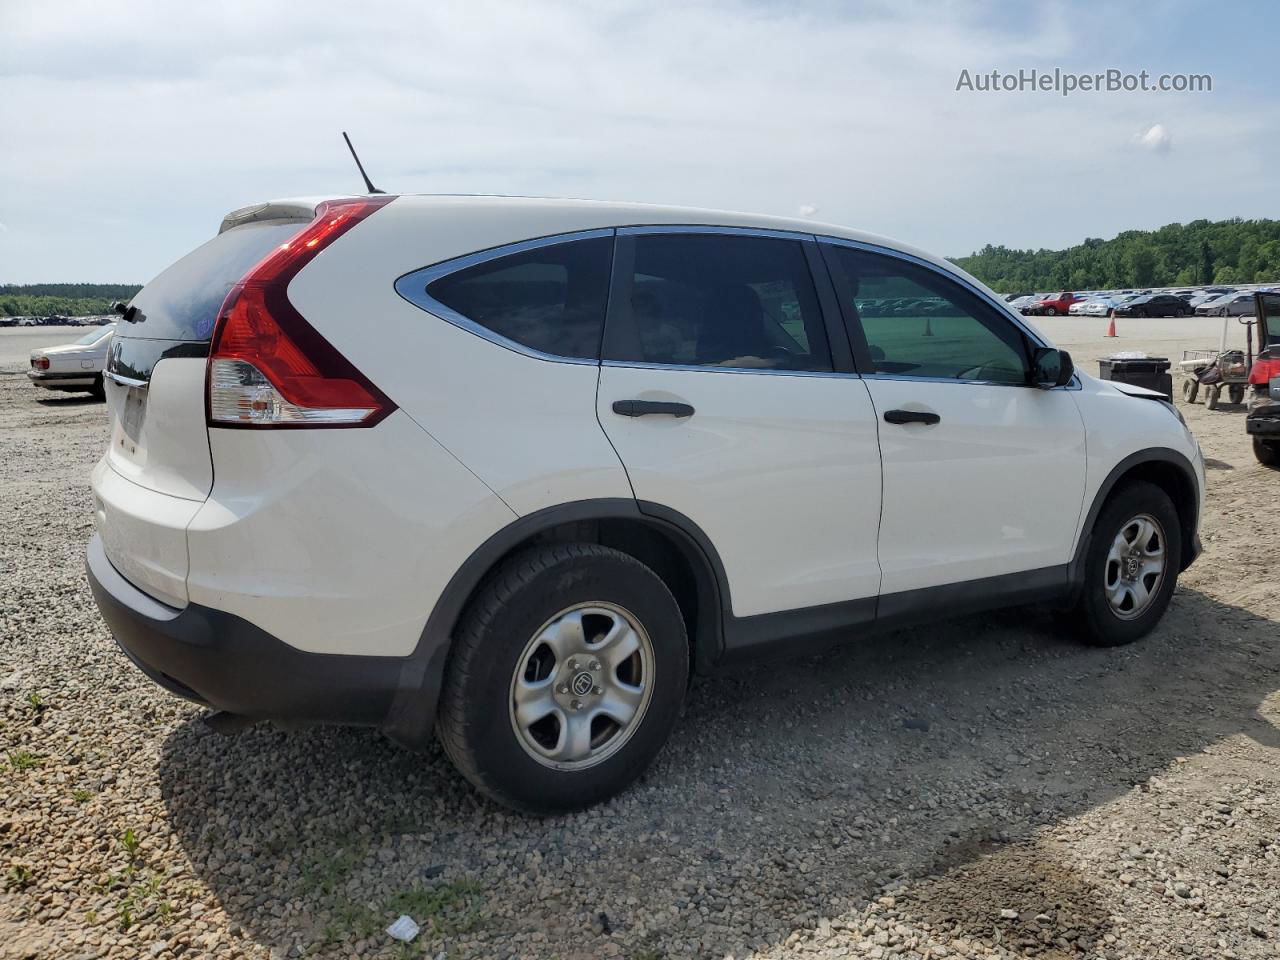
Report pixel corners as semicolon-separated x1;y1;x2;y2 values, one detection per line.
75;324;115;345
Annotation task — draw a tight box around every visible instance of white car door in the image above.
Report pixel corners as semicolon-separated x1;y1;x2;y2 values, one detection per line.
821;241;1087;599
596;229;883;625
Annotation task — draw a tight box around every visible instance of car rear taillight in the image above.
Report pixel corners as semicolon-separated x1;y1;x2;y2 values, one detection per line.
33;356;50;370
207;196;396;428
1249;357;1280;386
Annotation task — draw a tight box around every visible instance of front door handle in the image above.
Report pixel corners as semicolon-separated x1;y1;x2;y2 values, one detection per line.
612;400;695;418
883;408;940;425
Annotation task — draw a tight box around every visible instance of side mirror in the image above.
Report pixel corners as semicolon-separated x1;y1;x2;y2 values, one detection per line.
1031;347;1074;388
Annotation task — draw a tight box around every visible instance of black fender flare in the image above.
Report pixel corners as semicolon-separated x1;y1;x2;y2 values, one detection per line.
382;498;730;748
1066;447;1201;594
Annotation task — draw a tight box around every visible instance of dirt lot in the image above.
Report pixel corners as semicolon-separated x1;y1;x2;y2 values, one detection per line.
1;318;1277;960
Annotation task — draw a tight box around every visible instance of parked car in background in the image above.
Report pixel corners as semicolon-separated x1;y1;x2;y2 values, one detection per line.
84;195;1205;812
1195;293;1256;317
1009;295;1040;313
1080;296;1126;316
28;324;116;398
1113;294;1192;318
1026;292;1085;316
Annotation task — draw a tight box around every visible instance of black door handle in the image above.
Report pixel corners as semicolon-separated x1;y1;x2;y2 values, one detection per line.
883;409;940;425
612;400;695;418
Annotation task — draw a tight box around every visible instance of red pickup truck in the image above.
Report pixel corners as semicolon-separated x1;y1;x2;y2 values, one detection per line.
1025;292;1085;316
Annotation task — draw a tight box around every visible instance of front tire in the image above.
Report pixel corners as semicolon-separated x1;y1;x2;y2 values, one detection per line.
437;543;689;813
1073;481;1181;647
1181;378;1199;403
1255;437;1280;467
89;375;106;401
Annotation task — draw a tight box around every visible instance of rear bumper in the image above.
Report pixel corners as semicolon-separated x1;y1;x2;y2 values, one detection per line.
28;371;97;388
1246;406;1280;436
85;533;436;735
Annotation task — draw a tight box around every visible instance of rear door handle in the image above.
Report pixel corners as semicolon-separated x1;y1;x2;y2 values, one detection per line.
612;400;695;418
883;408;940;425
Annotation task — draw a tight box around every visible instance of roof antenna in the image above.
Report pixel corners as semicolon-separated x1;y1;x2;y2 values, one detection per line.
342;131;385;195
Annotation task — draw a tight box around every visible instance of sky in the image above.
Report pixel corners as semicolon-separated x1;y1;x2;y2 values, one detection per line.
1;0;1277;283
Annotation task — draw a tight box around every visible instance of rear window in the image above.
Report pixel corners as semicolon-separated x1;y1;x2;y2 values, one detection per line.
120;220;304;341
422;236;613;360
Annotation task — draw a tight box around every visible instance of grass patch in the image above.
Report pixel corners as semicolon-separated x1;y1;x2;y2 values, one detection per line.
6;750;42;771
72;787;92;804
4;864;34;892
119;828;141;861
385;879;485;938
300;843;364;896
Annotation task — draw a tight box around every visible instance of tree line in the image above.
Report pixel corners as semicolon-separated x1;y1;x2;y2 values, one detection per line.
951;218;1280;294
0;284;141;318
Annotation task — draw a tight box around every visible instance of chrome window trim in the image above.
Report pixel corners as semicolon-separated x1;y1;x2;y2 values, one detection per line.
393;228;616;365
601;359;859;379
617;224;815;242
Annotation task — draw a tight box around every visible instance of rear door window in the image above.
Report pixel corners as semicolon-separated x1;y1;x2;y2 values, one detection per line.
603;233;832;372
420;236;613;360
122;220;304;342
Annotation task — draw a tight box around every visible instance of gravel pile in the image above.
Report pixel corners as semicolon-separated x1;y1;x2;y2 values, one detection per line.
2;327;1278;960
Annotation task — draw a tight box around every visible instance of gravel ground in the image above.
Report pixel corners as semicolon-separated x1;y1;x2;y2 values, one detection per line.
1;319;1278;960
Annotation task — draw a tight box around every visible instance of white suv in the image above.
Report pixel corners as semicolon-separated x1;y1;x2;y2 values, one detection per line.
87;195;1204;812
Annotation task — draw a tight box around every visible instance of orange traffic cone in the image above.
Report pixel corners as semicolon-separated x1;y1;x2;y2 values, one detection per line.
1105;309;1117;337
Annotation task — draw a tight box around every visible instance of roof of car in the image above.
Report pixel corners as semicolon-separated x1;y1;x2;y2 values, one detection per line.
249;193;995;300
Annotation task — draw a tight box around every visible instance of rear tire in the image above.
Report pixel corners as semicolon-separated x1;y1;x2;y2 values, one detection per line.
89;375;106;401
1255;437;1280;467
1228;384;1245;405
1073;481;1181;647
1205;385;1221;410
437;543;689;814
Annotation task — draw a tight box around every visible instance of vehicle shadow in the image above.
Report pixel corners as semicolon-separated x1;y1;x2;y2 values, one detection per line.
35;394;102;406
157;585;1280;957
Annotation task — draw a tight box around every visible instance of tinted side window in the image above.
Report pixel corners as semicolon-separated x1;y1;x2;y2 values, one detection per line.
824;245;1029;384
424;236;612;360
605;234;832;372
124;220;305;342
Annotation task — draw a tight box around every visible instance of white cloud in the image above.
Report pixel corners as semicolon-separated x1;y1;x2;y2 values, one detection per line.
798;205;819;217
1134;123;1173;153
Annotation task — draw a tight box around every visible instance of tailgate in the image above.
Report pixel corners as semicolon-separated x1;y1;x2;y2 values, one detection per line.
96;216;309;602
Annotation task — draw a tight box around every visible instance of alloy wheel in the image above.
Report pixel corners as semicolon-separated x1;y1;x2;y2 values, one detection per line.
1104;513;1166;620
509;602;655;770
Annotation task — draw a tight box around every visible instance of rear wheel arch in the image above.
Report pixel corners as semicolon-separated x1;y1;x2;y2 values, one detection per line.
1069;449;1200;591
384;499;726;750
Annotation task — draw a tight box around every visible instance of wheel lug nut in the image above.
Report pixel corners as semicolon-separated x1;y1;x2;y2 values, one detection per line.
590;660;601;671
570;699;582;711
556;683;567;694
592;686;602;696
567;659;578;671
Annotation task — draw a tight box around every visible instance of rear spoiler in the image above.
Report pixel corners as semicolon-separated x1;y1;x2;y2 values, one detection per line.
217;197;357;235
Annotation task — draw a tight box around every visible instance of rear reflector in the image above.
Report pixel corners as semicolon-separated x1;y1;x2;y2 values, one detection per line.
33;356;50;370
207;196;396;428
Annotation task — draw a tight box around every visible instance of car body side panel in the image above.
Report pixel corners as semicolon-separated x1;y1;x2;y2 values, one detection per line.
285;200;634;515
185;410;517;657
1068;373;1205;558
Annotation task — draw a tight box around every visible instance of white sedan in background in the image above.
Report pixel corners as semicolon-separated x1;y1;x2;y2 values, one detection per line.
28;324;116;399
